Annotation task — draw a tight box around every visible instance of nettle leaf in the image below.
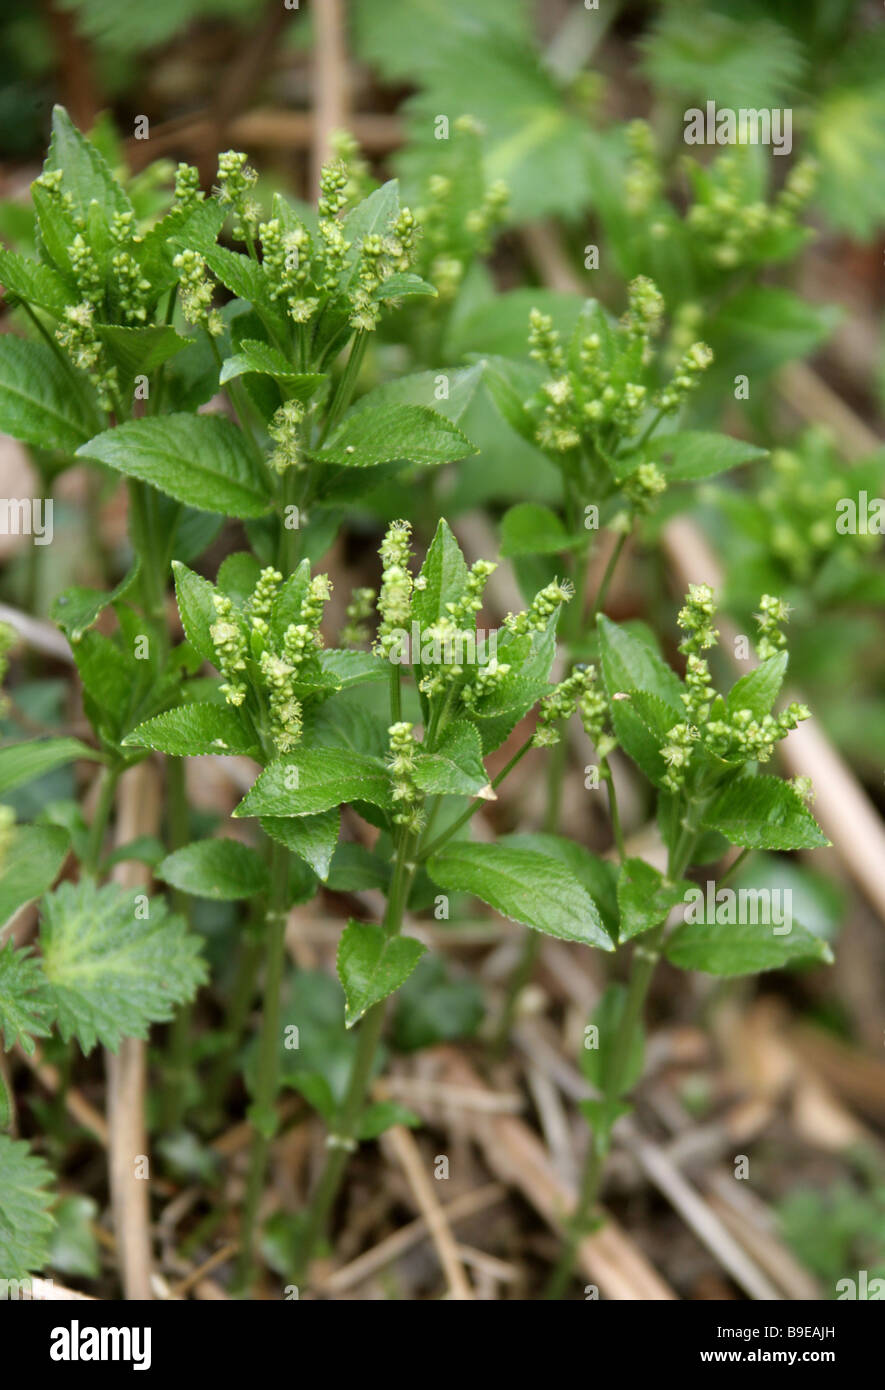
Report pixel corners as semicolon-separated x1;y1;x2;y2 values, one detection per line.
598;615;685;708
51;563;140;642
219;340;325;400
0;246;70;316
202;245;282;323
413;722;487;796
158;839;269;900
360;363;485;425
500;502;582;557
40;879;207;1053
124;704;258;757
665;916;833;977
0;337;97;454
95;324;191;379
336;920;426;1027
0;940;52;1054
427;841;613;949
580;983;645;1097
327;842;390;893
702;775;829;851
502;832;620;942
617;857;690;942
0;738;101;796
0;824;69;926
412;518;469;629
313;404;477;469
0;1135;55;1280
44;105;131;223
78;414;270;518
235;748;392;819
628;430;767;482
172;561;218;662
610;690;684;790
373;272;436;302
260;809;340;881
476;355;544;444
319;650;388;689
726;652;788;721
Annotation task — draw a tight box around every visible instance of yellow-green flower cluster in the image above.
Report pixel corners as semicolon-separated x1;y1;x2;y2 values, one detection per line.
267;400;306;474
173;162;203;211
655;341;714;415
533;665;598;748
754;593;790;662
56;303;119;411
173;249;222;336
388;721;423;833
341;586;376;647
259;217;317;324
660;587;810;792
504;578;574;637
210;593;249;707
211;567;332;754
577;665;617;759
624;120;663;217
215;149;259;241
110;212;152;325
624;461;667;510
685;151;817;270
459;655;512;710
375;520;414;656
446;559;496;628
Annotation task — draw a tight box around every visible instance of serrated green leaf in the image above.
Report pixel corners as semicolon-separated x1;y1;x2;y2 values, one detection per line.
260;809;340;880
78;414;270;517
158;838;269;900
0;824;69;927
413;722;487;796
337;920;426;1027
373;273;436;302
703;775;829;851
0;337;97;453
626;430;767;482
234;748;392;819
0;739;101;797
411;518;469;630
44;105;131;223
95;323;191;379
500;502;582;557
354;364;484;425
0;940;52;1054
314;404;476;468
40;879;207;1052
616;857;691;942
51;563;140;642
202;245;281;321
427;841;613;948
0;1135;55;1280
219;340;326;399
124;704;258;757
598;614;685;708
665;914;833;976
172;561;218;662
501;832;620;942
726;652;788;721
0;247;70;316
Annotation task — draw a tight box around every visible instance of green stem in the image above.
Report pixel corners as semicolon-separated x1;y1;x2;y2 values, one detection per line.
295;829;417;1283
544;811;700;1297
83;763;121;873
235;839;292;1291
418;734;535;862
161;757;195;1131
318;331;367;444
